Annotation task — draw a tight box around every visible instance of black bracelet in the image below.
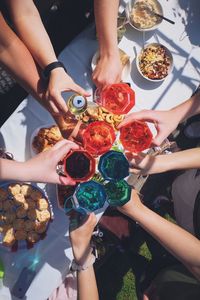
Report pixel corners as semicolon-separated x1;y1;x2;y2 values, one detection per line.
43;61;67;79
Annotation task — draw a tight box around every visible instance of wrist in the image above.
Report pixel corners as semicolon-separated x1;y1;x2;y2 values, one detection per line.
73;244;92;265
43;61;67;80
71;252;96;272
99;45;119;58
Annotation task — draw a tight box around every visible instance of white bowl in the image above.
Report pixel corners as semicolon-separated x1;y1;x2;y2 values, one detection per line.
91;48;131;82
125;0;163;32
136;43;173;82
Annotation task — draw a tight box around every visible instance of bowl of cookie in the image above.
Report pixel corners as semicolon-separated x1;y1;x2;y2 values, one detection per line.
0;182;53;250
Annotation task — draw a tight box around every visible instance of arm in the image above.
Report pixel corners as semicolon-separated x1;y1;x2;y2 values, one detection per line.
0;140;79;185
6;0;89;114
69;213;99;300
128;147;200;175
119;91;200;145
92;0;122;88
0;12;44;101
119;190;200;281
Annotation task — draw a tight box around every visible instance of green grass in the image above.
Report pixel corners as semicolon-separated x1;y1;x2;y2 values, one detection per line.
117;270;137;300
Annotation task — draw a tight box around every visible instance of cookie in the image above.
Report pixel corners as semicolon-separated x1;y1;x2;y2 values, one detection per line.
16;206;27;218
27;209;37;221
13;193;25;206
30;190;43;201
21;184;33;197
8;183;21;196
3;227;15;247
35;221;47;234
0;188;8;201
36;210;50;222
13;219;25;230
37;198;48;211
26;198;36;209
0;201;3;210
27;231;40;244
24;220;35;232
3;199;14;211
4;211;16;224
15;230;27;241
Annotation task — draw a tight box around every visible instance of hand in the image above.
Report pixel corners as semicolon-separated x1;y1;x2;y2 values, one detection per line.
118;189;143;219
127;152;168;175
118;109;179;146
25;139;79;184
92;52;123;88
69;212;97;264
46;68;90;115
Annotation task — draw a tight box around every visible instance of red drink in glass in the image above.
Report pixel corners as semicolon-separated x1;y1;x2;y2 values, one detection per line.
83;121;116;156
94;83;135;115
63;149;96;182
120;120;153;153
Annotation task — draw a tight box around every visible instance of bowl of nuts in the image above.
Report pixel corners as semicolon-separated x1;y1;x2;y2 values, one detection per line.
136;43;173;82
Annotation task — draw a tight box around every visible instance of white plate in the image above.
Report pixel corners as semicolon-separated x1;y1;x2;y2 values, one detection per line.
91;48;132;82
30;123;56;157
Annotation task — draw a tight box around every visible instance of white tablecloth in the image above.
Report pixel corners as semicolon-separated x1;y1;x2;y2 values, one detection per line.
0;0;200;299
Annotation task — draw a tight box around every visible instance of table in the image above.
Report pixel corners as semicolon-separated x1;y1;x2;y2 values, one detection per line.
0;0;200;299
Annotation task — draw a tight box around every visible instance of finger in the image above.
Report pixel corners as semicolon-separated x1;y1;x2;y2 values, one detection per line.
125;152;145;163
118;110;155;128
59;176;76;186
48;100;60;115
50;92;69;114
55;142;79;161
52;139;77;151
152;133;167;146
129;167;142;175
69;83;91;97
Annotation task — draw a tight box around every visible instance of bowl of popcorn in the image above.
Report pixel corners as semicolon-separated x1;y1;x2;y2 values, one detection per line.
126;0;163;31
136;43;173;82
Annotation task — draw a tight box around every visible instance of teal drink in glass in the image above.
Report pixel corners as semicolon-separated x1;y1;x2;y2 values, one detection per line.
98;150;129;181
105;180;131;206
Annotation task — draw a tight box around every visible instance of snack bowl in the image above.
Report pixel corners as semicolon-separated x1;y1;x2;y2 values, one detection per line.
136;43;173;82
0;181;53;251
125;0;163;32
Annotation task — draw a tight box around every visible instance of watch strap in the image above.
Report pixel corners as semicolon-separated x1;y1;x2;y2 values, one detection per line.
70;253;96;272
43;61;67;79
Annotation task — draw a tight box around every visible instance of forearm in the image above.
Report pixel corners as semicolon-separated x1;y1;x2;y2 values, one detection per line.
171;92;200;124
128;203;200;280
77;267;99;300
7;0;57;68
94;0;119;56
0;13;44;100
156;148;200;172
0;159;30;182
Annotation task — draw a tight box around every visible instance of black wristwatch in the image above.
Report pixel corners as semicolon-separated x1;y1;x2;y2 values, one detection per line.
43;61;67;80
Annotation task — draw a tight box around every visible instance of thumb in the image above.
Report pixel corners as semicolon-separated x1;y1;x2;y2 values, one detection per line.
152;133;167;146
